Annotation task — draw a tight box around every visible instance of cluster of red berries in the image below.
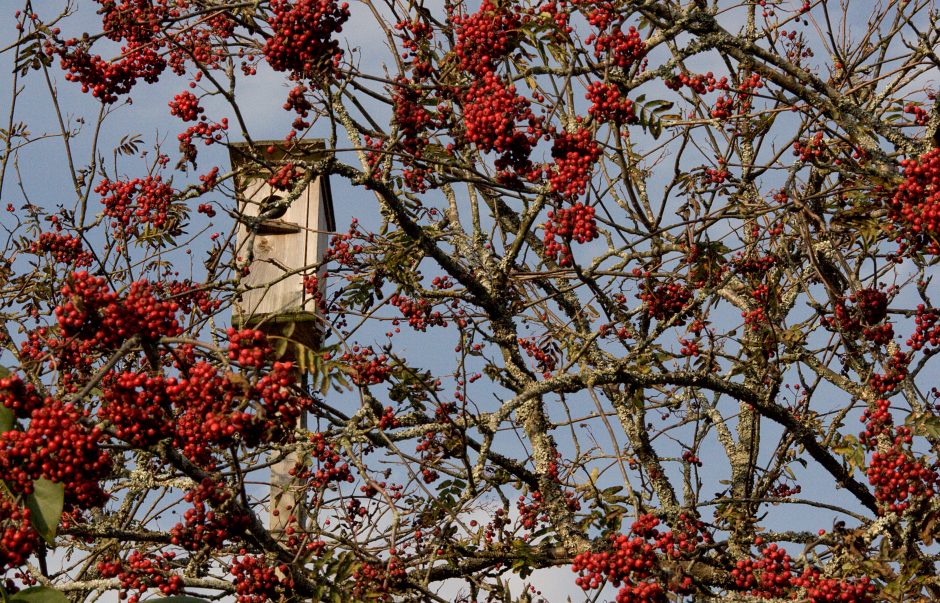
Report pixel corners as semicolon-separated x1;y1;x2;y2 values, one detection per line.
0;399;111;509
544;203;598;248
227;328;273;368
324;222;365;267
168;91;203;121
665;71;729;95
302;432;353;489
572;514;705;602
338;346;391;385
860;398;939;513
548;128;601;199
517;491;547;531
391;80;436;190
56;272;181;346
262;0;350;76
734;73;764;114
886;149;940;254
867;349;909;397
908;304;940;351
518;336;558;377
178;117;228;163
378;406;400;429
159;279;222;316
0;497;38;571
392;82;433;158
638;282;692;324
793;132;828;162
97;551;183;603
230;555;294;603
170;478;249;550
99;371;173;446
284;84;313;129
95;175;176;234
704;164;730;184
452;1;520;76
351;555;406;601
167;12;234;75
462;71;537;159
267;162;302;191
0;374;44;419
586;82;637;124
48;39;166;104
394;17;434;78
589;25;647;71
29;232;93;266
827;288;893;345
904;103;929;126
732;542;876;602
389;294;446;331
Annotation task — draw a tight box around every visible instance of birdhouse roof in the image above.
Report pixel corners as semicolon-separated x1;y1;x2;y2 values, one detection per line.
228;139;335;232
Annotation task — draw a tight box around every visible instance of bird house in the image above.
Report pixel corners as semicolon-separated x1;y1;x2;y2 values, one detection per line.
230;140;335;536
230;140;335;350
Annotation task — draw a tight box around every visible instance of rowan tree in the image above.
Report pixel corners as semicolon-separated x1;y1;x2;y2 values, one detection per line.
1;0;940;601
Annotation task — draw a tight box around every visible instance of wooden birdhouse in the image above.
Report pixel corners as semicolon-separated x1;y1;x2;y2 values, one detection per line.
230;140;335;351
230;140;335;535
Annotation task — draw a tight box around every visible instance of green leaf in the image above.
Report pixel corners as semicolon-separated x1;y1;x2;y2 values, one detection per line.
0;405;13;434
25;479;64;545
9;586;68;603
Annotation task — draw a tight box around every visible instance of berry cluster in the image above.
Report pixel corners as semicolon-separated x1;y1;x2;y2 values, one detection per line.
29;232;93;266
230;555;294;603
590;25;646;71
908;304;940;351
394;17;434;78
48;39;166;104
868;349;909;397
462;71;538;165
170;478;249;550
0;400;111;509
827;288;893;345
543;202;598;266
793;132;828;162
451;1;520;76
732;543;876;602
904;103;929;126
586;82;637;124
886;149;940;254
638;282;692;324
99;371;173;446
338;346;391;385
267;162;302;191
0;374;44;419
97;551;183;603
0;497;38;571
228;328;273;368
518;336;558;377
572;514;706;602
95;175;177;235
547;128;601;199
159;279;222;315
389;294;446;331
177;117;229;165
860;398;939;513
263;0;350;76
351;555;406;601
391;80;437;191
56;272;182;345
302;432;353;489
664;71;729;95
168;91;203;121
